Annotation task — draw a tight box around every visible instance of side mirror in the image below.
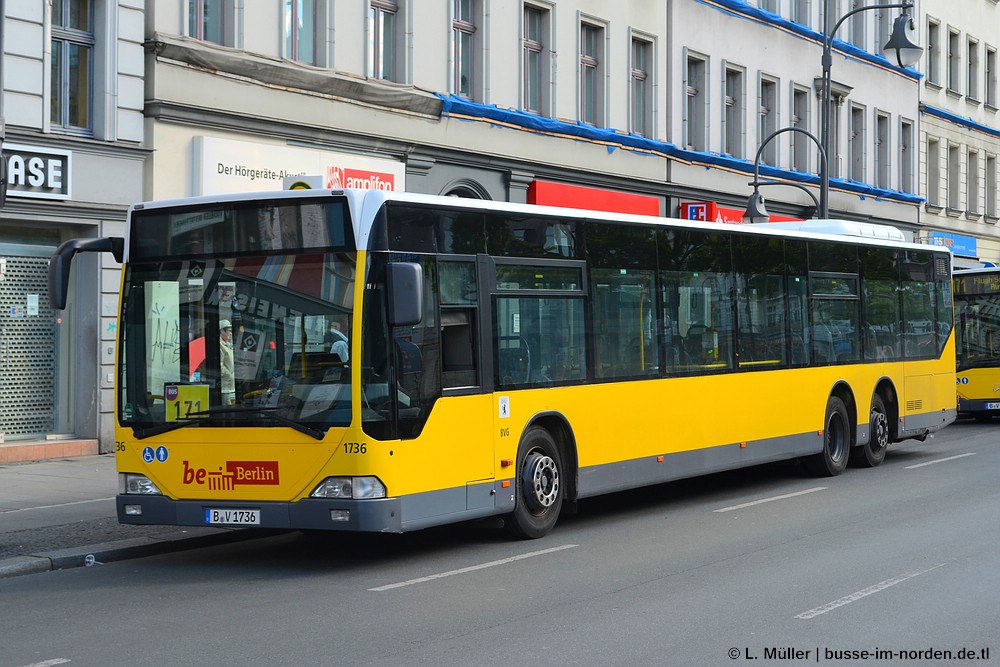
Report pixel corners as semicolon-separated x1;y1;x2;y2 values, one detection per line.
387;262;423;327
49;237;125;309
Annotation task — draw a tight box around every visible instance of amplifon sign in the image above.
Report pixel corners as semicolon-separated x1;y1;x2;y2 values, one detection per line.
196;136;403;195
325;165;394;190
2;143;72;200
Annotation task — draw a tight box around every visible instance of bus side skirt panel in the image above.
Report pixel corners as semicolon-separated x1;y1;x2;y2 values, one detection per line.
575;431;823;500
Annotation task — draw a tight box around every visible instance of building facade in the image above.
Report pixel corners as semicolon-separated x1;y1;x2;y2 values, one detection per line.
919;0;1000;267
0;0;145;458
1;0;998;455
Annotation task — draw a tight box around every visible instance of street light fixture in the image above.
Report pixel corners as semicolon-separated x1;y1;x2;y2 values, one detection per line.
819;1;922;219
743;126;827;223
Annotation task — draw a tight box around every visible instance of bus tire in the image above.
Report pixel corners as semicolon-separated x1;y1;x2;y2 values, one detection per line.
505;427;563;539
851;395;889;468
805;396;850;477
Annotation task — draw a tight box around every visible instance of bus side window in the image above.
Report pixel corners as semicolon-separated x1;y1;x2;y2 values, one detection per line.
442;310;477;388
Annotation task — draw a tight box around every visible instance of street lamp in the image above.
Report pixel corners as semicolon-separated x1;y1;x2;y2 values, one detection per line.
819;1;922;218
743;126;827;223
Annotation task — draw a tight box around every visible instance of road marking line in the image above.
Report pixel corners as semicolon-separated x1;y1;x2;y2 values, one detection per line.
1;498;115;514
795;564;946;619
712;487;827;513
18;659;72;667
904;452;976;469
369;544;578;591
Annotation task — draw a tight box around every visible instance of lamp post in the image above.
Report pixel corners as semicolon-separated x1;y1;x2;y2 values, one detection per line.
818;0;922;219
744;126;827;223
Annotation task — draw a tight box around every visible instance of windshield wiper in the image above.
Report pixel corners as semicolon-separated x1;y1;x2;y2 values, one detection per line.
131;406;327;441
132;419;200;440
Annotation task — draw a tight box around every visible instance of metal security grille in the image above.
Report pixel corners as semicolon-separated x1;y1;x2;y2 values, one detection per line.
0;256;56;439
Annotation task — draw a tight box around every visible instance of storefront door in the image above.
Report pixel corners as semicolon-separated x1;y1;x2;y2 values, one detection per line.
0;247;70;441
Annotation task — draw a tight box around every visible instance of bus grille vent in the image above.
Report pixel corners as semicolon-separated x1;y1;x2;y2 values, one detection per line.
906;399;923;411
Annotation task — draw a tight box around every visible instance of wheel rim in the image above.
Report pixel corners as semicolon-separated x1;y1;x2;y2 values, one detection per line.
827;411;847;462
871;408;889;453
522;451;559;514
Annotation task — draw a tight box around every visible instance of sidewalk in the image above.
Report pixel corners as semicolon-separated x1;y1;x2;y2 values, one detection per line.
0;454;254;579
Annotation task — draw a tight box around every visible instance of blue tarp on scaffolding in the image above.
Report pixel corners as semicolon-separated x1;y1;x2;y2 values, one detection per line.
437;94;924;205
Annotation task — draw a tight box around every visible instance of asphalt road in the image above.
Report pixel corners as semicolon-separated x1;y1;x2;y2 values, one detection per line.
1;419;996;666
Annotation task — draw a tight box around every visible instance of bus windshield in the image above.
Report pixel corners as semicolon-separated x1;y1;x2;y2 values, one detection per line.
955;272;1000;372
118;197;356;438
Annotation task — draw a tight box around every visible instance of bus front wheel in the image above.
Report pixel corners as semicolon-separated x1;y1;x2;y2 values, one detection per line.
805;396;850;477
506;427;563;539
851;394;889;468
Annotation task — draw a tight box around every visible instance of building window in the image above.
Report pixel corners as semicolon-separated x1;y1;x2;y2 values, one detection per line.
849;104;866;182
848;1;866;49
792;0;810;28
791;85;810;172
926;20;941;86
761;0;779;14
369;0;399;81
875;111;889;189
875;8;891;53
580;22;604;126
830;99;842;178
723;64;745;159
927;137;941;207
685;52;708;152
188;0;234;45
630;36;653;137
968;38;980;101
948;28;961;93
948;143;961;211
759;77;778;165
453;0;476;99
900;118;914;193
285;0;317;64
968;150;980;215
986;154;998;218
51;0;94;133
820;0;839;34
523;4;550;115
986;46;997;108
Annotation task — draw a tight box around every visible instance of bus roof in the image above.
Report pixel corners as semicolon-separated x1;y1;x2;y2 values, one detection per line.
128;188;941;256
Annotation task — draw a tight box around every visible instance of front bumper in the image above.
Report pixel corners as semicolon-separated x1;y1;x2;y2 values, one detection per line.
117;495;404;532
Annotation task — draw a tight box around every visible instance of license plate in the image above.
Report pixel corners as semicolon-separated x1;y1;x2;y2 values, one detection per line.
205;508;260;525
987;403;1000;410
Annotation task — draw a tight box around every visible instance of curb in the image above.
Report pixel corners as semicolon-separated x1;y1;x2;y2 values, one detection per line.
0;527;265;580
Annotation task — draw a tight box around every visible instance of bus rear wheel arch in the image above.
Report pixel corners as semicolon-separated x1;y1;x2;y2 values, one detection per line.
505;426;566;539
805;395;852;477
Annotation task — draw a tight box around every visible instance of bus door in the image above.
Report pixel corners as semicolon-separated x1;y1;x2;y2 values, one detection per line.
436;256;494;509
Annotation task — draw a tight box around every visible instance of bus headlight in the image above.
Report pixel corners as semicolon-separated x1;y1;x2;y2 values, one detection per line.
119;473;162;495
311;476;386;499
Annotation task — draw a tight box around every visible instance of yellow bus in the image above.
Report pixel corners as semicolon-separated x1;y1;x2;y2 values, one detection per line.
49;189;956;538
954;267;1000;421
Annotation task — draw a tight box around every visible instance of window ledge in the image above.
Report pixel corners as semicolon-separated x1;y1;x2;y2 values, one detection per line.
965;211;983;222
946;88;964;101
925;203;945;215
985;103;999;113
985;215;1000;225
945;207;964;218
925;80;943;92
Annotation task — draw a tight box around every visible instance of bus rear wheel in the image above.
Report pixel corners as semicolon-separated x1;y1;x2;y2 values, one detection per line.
851;395;889;468
505;427;563;539
805;396;850;477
